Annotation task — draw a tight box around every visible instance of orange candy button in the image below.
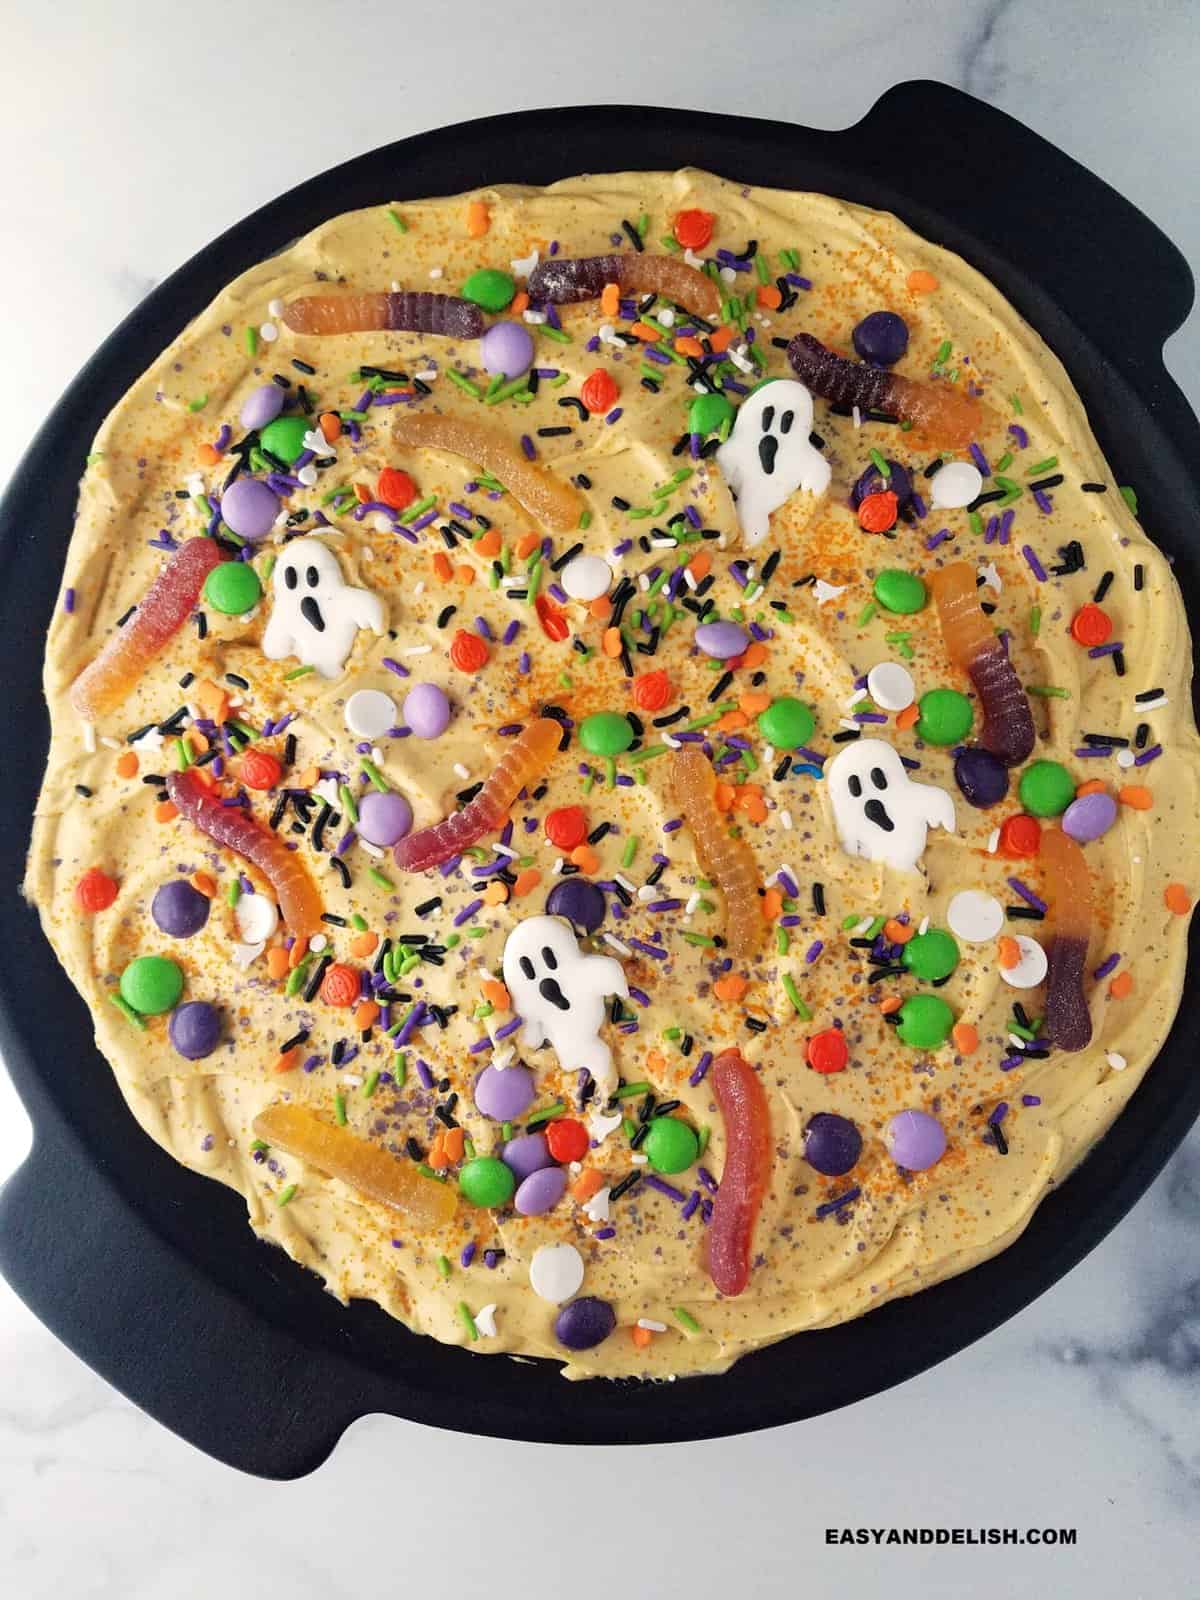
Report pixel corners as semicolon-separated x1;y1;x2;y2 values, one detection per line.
1165;882;1191;915
807;1028;848;1074
1070;604;1113;647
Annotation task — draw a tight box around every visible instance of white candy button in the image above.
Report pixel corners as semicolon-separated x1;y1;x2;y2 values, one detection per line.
930;460;984;510
560;554;612;602
866;661;915;712
947;889;1005;943
529;1242;585;1304
999;934;1049;989
344;688;397;738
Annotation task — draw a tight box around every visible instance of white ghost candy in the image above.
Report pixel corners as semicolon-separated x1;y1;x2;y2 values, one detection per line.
502;914;628;1097
716;379;831;546
261;538;385;679
827;738;956;872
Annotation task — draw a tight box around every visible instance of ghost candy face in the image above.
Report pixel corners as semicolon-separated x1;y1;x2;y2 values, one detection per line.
261;537;385;678
716;378;831;547
827;738;956;872
501;914;628;1097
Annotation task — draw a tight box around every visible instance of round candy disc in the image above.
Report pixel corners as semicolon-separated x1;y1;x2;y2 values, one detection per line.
344;688;397;738
1070;604;1113;647
529;1241;584;1304
947;889;1004;943
917;688;973;745
998;813;1041;857
688;391;734;434
120;954;184;1016
259;414;310;465
239;384;285;431
480;320;534;378
501;1133;555;1182
545;1118;589;1163
220;478;279;542
954;746;1009;808
234;892;278;944
403;682;451;739
459;1155;516;1208
579;711;634;757
803;1113;862;1177
151;878;210;938
902;926;959;981
560;554;612;602
694;620;749;659
204;561;262;615
873;569;926;615
886;1109;946;1170
356;790;412;846
866;662;915;712
806;1027;848;1074
474;1063;536;1122
1062;790;1118;843
555;1295;616;1350
545;877;606;933
514;1166;568;1216
930;461;984;510
896;993;954;1049
461;267;516;311
1018;760;1075;817
644;1117;700;1174
756;696;815;751
169;1000;221;1060
1000;934;1049;988
852;310;908;366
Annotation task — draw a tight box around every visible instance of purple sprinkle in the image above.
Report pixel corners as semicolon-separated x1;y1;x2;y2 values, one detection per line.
644;1174;685;1202
1133;744;1162;766
910;491;928;519
777;871;799;898
548;582;568;605
438;854;462;878
786;273;812;290
968;442;991;477
925;527;953;551
662;818;683;833
414;1058;435;1090
855;711;888;724
497;722;523;737
645;346;671;365
1008;422;1029;449
353;501;398;522
1033;489;1054;515
502;619;521;646
815;1187;860;1219
988;1102;1009;1125
626;986;650;1007
453;898;483;927
303;1053;322;1073
460;1241;477;1268
408;509;438;533
688;1050;713;1087
518;651;531;675
648;898;682;913
63;587;76;613
585;334;601;353
397;1005;427;1047
1022;1094;1042;1107
779;914;801;928
697;1166;718;1195
449;501;472;519
1093;952;1121;980
628;938;668;961
605;407;623;425
484;1249;499;1269
1006;876;1047;913
494;1016;523;1040
520;434;536;461
998;508;1015;544
805;940;824;964
681;1190;701;1221
468;1036;491;1056
999;1055;1024;1072
1074;746;1111;758
474;615;493;641
1088;641;1123;658
594;1227;616;1241
381;657;410;679
1021;545;1047;581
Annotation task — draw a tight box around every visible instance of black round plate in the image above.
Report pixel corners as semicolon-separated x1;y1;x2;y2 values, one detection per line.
2;84;1198;1478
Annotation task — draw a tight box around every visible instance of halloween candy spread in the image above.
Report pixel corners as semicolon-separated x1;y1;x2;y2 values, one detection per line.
28;170;1200;1379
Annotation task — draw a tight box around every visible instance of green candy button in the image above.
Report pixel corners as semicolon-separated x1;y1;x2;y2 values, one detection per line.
1018;759;1076;817
120;954;184;1016
756;695;815;751
458;1156;516;1208
461;268;516;312
579;711;635;757
916;687;973;745
644;1117;700;1175
873;569;927;614
896;993;955;1050
902;927;959;982
688;392;734;435
258;414;310;466
204;561;263;615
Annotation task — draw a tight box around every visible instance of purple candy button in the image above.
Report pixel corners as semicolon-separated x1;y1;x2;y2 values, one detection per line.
480;321;535;379
886;1109;946;1171
803;1113;862;1177
555;1295;616;1351
545;877;606;933
694;620;749;660
151;878;210;938
169;1000;221;1060
501;1131;555;1182
358;790;412;847
239;384;285;431
220;476;279;542
514;1164;568;1216
403;682;451;739
475;1063;536;1121
1062;790;1118;844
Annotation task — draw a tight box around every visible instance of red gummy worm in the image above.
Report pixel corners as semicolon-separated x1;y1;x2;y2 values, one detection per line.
708;1049;771;1297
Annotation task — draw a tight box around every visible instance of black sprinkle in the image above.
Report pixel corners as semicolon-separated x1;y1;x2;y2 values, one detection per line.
74;784;93;798
832;729;861;743
436;604;456;629
269;792;288;830
1007;905;1045;920
1080;482;1107;493
558;396;590;421
415;897;443;917
1028;474;1064;492
773;755;791;781
992;1122;1009;1156
813;883;826;916
610;1171;641;1201
280;1028;310;1054
708;671;733;703
745;1017;768;1033
330;856;351;888
116;605;137;628
291;358;316;375
1093;570;1114;604
303;953;333;1003
178;671;195;689
320;912;347;927
537;425;573;437
1134;563;1144;591
1113;650;1126;677
1134;687;1165;702
551;542;583;574
1135;722;1150;749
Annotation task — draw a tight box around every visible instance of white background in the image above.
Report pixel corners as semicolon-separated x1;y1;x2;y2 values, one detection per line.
2;3;1199;1596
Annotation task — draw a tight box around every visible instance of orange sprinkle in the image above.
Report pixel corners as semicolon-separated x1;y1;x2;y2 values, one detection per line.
714;781;736;813
600;282;620;317
515;531;541;559
115;750;139;779
349;930;379;958
352;481;371;504
602;628;623;658
481;977;510;1010
755;284;782;309
294;765;321;790
738;691;771;716
466;199;490;238
1075;779;1108;797
353;999;380;1032
878;995;903;1015
455;564;475;585
431;551;454;582
510;290;529;316
154;800;178;823
646;1050;667;1072
475;527;502;558
569;844;600;875
266;947;290;981
572;1169;604;1203
631;320;661;343
951;1021;980;1056
589;595;612;622
631;1325;653;1350
907;269;939;293
714;973;749;1002
197;442;220;468
997;936;1021;970
318;411;341;444
895;703;920;730
735;784;767;823
288;935;309;970
442;1127;465;1164
1165;882;1191;915
687;550;712;582
709;325;736;353
512;868;541;897
272;1047;300;1074
194;678;230;723
1118;785;1153;810
714;709;748;733
761;888;783;921
883;918;915;944
190;871;217;898
482;880;509;905
428;1132;449;1170
674;335;705;358
1109;971;1134;999
738;641;768;670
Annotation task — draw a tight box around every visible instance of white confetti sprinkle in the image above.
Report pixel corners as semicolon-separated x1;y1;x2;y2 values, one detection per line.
453;763;470;780
637;1318;668;1332
1116;749;1137;768
582;1186;611;1223
603;933;632;958
235;893;278;945
813;579;847;606
510;250;539;277
474;1303;498;1337
231;940;265;968
1106;1051;1128;1072
309;932;328;952
259;322;278;342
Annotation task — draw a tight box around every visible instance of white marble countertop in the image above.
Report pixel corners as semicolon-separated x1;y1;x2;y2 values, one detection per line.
2;2;1198;1595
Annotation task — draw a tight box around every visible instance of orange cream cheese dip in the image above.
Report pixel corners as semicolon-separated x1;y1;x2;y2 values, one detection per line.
28;171;1200;1378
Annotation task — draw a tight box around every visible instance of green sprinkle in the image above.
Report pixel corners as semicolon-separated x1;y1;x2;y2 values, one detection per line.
620;836;639;869
615;1081;652;1100
188;394;209;413
283;664;315;680
1010;393;1024;414
361;759;390;793
538;323;572;345
392;1052;407;1087
277;1184;297;1207
628;743;669;764
868;447;891;479
635;212;649;238
404;494;438;522
350;913;368;932
387;208;408;233
782;973;812;1019
578;508;592;530
933;339;953;368
173;736;190;771
446;368;484;399
526;1101;566;1129
467;927;487;939
674;1306;701;1334
285;956;313;997
109;992;146;1030
680;930;716;948
1026;456;1059;476
995;451;1014;472
684;704;737;731
363;1070;380;1099
660;234;682;252
968;510;984;536
1027;684;1071;698
662;1026;682;1041
250;1139;268;1153
622;1117;638;1141
1120;485;1139;516
1008;1021;1035;1041
1029;605;1042;637
484;374;532;406
245;326;258;357
856;601;877;627
226;877;241;908
417;1163;441;1180
501;1121;513;1142
334;1092;347;1126
339;784;359;823
457;1301;479;1341
437;1254;452;1279
367;867;394;891
696;1126;710;1158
